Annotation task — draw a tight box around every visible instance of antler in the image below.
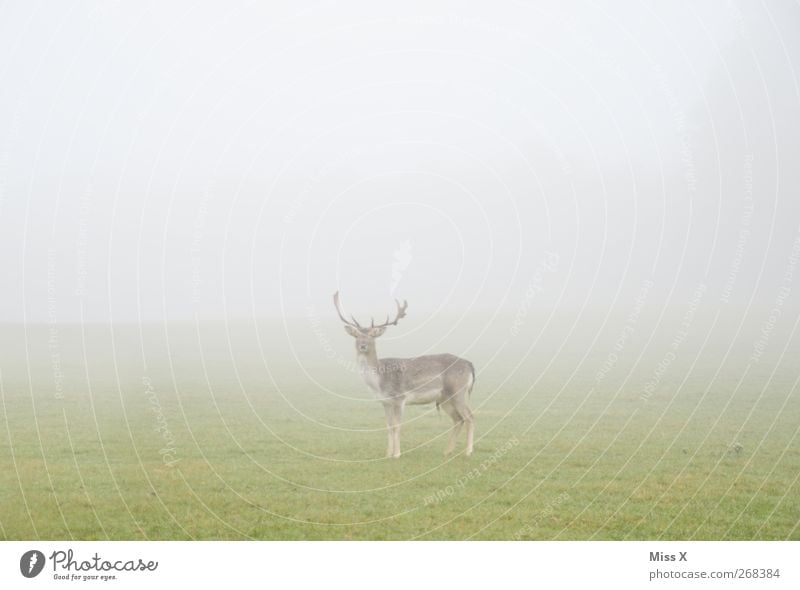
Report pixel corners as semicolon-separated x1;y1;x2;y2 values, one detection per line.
370;298;409;329
333;291;362;328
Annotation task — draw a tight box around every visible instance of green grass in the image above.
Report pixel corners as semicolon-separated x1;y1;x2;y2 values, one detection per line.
0;321;798;540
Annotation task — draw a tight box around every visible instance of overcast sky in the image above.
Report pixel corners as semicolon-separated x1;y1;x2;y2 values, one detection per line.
1;0;799;323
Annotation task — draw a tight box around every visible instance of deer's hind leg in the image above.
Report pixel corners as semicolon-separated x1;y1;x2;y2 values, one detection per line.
452;390;475;457
462;404;475;456
441;392;464;456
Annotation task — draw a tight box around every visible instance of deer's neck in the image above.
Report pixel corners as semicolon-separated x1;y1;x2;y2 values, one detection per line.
356;347;379;372
356;348;381;392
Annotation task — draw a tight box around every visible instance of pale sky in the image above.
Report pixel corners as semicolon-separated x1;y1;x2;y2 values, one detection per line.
1;0;799;323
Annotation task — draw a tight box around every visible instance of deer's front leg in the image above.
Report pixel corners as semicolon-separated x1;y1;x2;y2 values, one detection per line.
382;402;396;458
392;403;404;458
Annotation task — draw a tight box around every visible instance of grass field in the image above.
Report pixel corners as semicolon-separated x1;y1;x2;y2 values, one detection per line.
1;315;799;540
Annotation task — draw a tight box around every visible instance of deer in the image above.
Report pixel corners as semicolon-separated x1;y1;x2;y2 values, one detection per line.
333;292;475;458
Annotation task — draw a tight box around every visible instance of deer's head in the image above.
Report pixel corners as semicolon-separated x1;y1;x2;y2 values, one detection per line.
333;292;408;354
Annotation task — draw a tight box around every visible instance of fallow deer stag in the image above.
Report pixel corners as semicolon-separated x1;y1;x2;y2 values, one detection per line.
334;292;475;458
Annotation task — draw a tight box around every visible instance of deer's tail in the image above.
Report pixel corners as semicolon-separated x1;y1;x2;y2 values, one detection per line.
468;362;476;396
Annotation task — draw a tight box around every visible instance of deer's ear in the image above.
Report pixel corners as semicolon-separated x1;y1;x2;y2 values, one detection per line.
344;325;360;337
367;326;386;338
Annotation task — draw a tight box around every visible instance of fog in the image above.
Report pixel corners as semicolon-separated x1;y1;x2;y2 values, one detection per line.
1;0;799;335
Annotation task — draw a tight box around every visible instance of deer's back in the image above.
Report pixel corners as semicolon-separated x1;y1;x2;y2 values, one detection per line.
377;353;474;397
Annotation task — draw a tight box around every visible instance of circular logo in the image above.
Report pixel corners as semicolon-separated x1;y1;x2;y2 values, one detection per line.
20;550;45;578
